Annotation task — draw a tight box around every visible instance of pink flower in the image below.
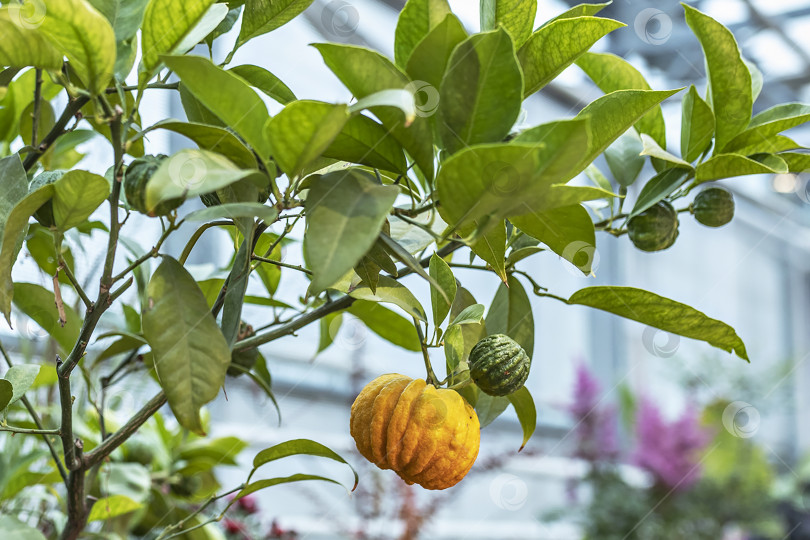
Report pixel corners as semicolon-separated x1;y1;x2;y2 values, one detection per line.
237;494;258;515
569;363;619;462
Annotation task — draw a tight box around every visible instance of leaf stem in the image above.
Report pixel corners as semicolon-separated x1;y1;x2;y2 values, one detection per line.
112;217;183;282
251;255;312;275
178;220;234;265
31;69;42;148
413;317;438;386
0;423;61;435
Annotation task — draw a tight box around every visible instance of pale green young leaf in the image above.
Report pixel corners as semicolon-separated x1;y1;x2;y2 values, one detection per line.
480;0;537;48
141;120;257;168
629;168;690;218
511;205;596;275
723;103;810;153
568;286;748;360
429;253;457;326
438;28;523;154
735;135;802;156
0;155;27;240
0;8;62;70
237;0;314;48
449;304;485;326
349;89;416;123
541;2;610;27
87;495;142;522
518;17;624;97
323;115;407;175
3;364;40;408
394;0;451;68
229;64;297;105
604;130;645;187
140;0;216;79
251;438;358;489
680;85;715;163
639;134;693;169
469;220;508;282
486;275;534;357
695;153;786;184
348;275;427;321
405;13;467;89
53;170;110;231
184;203;278;224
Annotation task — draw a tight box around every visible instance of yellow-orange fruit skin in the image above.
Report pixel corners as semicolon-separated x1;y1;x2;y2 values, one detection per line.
350;374;481;490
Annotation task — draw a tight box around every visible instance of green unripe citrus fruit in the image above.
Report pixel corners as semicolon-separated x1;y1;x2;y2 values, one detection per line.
124;154;182;216
468;334;531;396
692;187;734;227
627;200;679;252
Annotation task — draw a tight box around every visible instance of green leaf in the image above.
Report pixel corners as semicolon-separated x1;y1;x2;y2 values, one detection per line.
251;438;358;489
237;0;314;48
347;275;426;321
445;287;486;374
323;114;407;175
480;0;537;48
439;121;589;229
736;135;802;156
313;43;435;180
683;5;752;153
518;17;624;97
438;28;523;154
88;0;149;41
52;170;110;231
0;155;28;240
542;2;610;26
221;228;255;347
506;246;544;267
144;149;259;212
486;274;534;357
142;120;257;168
507;386;536;451
695;153;786;184
449;303;485;326
0;7;62;70
12;283;81;353
228;64;296;105
723;103;810;154
475;391;510;427
0;516;46;540
3;364;40;408
568;286;748;360
185;203;278;224
405;13;467;89
429;253;456;326
469;220;507;282
141;256;231;435
576;52;667;148
39;0;115;95
394;0;451;68
348;300;421;351
780;152;810;173
349;89;416;122
304;170;398;293
20;101;55;148
0;379;11;411
140;0;216;80
1;186;55;323
87;495;142;522
236;474;347;500
511;205;596;275
266;100;350;178
681;85;715;163
604;130;645;187
162;54;271;156
639;134;693;170
317;312;341;355
629;168;690;218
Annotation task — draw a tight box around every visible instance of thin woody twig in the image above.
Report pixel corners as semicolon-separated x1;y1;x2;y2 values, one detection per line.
53;274;67;327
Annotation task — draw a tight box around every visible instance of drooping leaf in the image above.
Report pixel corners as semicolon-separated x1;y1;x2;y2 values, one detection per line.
0;155;28;240
405;13;467;89
251;438;358;489
228;64;296;105
140;0;216;79
438;28;523;154
348;300;421;351
237;0;315;48
486;274;534;357
681;85;715;163
469;220;507;282
347;276;426;321
162;54;271;156
3;364;40;409
695;153;786;184
480;0;536;48
394;0;451;68
629;168;690;217
317;312;342;355
87;495;142;522
428;253;456;326
604;130;645;187
518;16;624;97
141;256;231;435
12;283;81;354
507;386;536;451
568;286;748;360
144;149;260;212
323;114;407;175
684;5;752;153
142;120;257;168
236;474;347;500
39;0;115;95
511;205;596;275
0;7;62;70
221;226;255;347
304;170;398;293
313;43;435;180
449;304;485;326
266;100;350;178
723;103;810;154
475;390;510;427
52;170;110;231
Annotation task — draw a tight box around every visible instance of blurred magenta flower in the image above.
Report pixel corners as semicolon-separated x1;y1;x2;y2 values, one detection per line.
633;397;711;491
569;363;619;462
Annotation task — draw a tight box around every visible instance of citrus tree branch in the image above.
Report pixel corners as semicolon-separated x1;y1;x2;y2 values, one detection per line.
23;95;90;171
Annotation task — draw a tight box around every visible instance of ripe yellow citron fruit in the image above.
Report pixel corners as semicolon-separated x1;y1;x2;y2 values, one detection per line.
350;373;480;490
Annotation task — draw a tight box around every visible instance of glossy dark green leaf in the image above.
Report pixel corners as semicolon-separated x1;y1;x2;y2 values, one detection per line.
405;13;467;89
629;168;690;217
323;114;407;174
228;64;296;105
429;253;456;326
438;28;522;154
162;54;270;156
266;100;350;178
518;16;624;97
142;257;231;435
604;130;644;187
237;0;314;47
723;103;810;154
695;153;786;184
12;283;81;354
394;0;451;67
313;43;435;180
507;386;536;451
0;7;62;69
681;85;715;163
348;300;421;351
52;170;110;231
568;286;748;360
511;205;596;275
304;169;398;293
143;120;257;168
486;274;534;357
684;5;752;153
480;0;536;48
140;0;216;79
